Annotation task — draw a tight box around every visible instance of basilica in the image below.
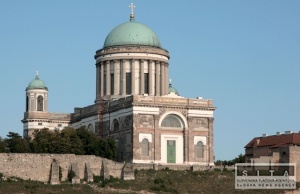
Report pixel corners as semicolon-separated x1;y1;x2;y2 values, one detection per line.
22;6;216;166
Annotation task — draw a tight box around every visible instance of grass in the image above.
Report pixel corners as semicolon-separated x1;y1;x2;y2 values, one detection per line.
97;169;288;194
0;181;96;194
0;169;296;193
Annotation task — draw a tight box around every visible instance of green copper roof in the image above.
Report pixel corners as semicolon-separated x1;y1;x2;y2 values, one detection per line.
168;84;179;95
27;75;47;90
103;19;161;48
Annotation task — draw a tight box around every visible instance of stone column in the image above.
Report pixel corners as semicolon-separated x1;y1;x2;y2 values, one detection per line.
149;60;154;96
114;60;119;95
100;62;104;97
161;63;165;95
131;59;136;95
106;60;111;95
140;60;144;94
122;59;126;96
155;61;160;96
96;64;100;100
165;63;169;95
154;115;160;163
208;118;214;166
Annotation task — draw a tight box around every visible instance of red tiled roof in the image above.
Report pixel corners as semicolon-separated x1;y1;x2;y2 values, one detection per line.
244;133;300;148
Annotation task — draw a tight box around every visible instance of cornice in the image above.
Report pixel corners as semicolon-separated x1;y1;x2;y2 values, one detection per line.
95;45;170;59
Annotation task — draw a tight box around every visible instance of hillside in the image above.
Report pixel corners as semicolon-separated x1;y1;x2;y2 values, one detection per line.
0;168;292;194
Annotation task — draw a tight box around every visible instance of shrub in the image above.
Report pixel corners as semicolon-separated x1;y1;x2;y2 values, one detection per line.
67;170;76;182
59;166;62;181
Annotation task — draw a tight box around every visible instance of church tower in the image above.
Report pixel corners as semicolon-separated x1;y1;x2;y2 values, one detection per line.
25;72;48;113
22;72;70;138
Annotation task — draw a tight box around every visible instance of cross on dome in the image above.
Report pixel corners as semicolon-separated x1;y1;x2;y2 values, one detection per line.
129;3;135;15
36;71;39;79
129;3;136;19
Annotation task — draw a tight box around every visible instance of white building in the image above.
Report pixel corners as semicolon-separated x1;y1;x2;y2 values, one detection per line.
22;6;216;166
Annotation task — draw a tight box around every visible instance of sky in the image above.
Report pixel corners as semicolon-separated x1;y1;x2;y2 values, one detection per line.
0;1;299;160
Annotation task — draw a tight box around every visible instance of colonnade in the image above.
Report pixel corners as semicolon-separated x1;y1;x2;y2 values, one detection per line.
96;59;168;99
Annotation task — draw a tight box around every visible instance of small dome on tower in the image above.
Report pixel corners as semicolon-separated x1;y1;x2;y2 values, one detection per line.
27;72;48;90
168;83;179;95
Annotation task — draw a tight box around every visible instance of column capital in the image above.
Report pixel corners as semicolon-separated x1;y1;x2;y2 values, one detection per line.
114;59;120;64
155;61;160;65
105;60;110;65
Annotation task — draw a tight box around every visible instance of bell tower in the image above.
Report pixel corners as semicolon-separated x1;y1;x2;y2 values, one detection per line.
22;72;49;137
25;71;48;112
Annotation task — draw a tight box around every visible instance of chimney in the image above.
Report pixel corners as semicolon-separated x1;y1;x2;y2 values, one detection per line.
276;132;281;136
262;133;268;137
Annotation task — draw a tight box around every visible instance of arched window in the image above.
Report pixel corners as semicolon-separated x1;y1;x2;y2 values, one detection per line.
196;141;204;158
87;124;94;133
26;96;29;111
161;114;183;128
37;96;43;111
113;119;119;131
142;138;149;156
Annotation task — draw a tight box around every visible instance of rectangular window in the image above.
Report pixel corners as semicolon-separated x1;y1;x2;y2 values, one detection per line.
110;74;114;95
38;123;42;126
167;140;176;163
103;75;107;94
58;124;62;127
126;73;132;94
144;73;149;94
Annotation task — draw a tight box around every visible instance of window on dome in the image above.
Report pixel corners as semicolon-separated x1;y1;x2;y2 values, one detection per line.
142;138;149;156
161;114;183;128
144;73;149;94
126;73;132;94
37;95;43;111
196;141;204;158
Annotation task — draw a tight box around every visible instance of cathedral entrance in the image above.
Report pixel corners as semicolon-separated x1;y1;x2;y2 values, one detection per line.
167;140;176;163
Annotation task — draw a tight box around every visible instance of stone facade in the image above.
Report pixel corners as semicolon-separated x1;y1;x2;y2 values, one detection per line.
0;153;123;183
248;146;300;182
70;94;215;166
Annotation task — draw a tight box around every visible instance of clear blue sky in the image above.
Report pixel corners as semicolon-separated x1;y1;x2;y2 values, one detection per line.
0;1;299;160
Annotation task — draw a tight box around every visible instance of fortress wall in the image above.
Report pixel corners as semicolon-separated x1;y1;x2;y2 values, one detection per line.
0;153;123;182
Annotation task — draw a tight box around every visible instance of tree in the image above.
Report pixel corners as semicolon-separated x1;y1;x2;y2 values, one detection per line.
76;126;100;155
60;127;84;155
0;136;6;153
6;132;31;153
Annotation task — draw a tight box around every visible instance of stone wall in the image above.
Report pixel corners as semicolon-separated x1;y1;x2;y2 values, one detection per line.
0;153;123;183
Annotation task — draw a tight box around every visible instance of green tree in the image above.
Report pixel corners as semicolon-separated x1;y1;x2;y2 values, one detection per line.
0;136;6;153
6;132;31;153
30;128;57;153
60;127;84;155
76;126;100;155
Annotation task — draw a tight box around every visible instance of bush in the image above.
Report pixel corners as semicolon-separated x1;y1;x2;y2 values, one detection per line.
59;166;62;181
67;170;76;182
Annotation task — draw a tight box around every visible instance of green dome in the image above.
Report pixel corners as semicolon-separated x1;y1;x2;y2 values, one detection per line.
27;75;47;90
103;19;161;48
168;84;179;95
